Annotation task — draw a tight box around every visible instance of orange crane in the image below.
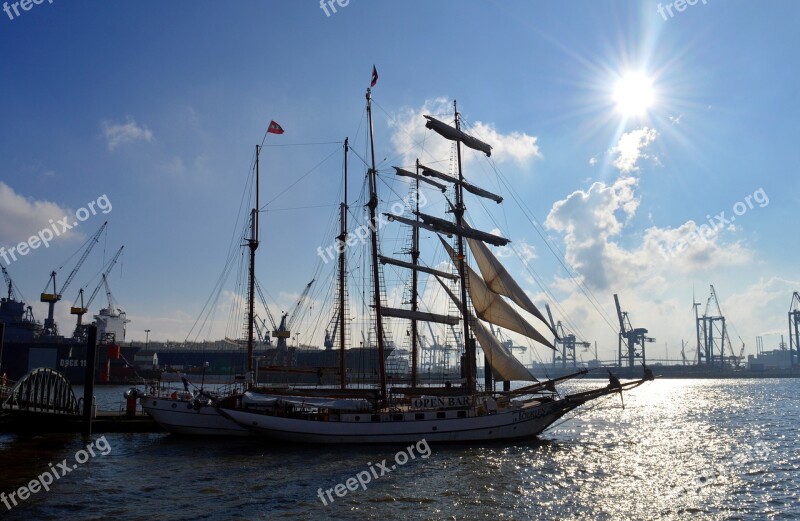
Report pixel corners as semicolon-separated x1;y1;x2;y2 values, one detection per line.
40;222;107;337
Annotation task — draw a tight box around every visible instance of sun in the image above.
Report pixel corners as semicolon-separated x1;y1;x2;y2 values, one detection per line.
613;72;655;117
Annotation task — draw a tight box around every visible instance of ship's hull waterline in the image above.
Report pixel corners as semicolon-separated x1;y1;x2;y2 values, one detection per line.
142;397;250;436
217;400;576;444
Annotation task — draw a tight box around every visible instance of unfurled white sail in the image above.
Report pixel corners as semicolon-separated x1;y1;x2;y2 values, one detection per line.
439;237;555;349
471;319;538;382
466;236;558;339
431;273;537;382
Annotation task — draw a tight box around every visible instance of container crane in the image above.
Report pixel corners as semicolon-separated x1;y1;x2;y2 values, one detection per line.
545;303;590;368
614;294;655;368
696;285;735;367
71;245;124;338
789;292;800;367
40;221;107;337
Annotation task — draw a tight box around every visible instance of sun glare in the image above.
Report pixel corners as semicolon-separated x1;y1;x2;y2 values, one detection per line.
613;72;655;117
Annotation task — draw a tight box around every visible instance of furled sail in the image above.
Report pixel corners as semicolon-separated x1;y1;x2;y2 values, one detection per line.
466;235;558;339
380;307;460;326
385;212;509;247
393;167;447;191
439;237;555;349
424;115;493;157
432;274;537;382
419;164;503;204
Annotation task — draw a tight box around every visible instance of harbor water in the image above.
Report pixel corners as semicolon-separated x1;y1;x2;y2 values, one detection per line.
1;379;798;520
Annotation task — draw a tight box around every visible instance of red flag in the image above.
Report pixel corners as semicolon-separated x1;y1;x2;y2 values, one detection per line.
370;65;378;87
267;120;284;134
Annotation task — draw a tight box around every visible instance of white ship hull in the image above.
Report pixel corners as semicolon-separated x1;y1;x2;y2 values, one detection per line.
218;399;573;443
142;397;251;436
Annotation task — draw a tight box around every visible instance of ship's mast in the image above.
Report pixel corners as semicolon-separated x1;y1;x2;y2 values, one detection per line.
453;101;475;394
339;138;349;389
411;159;421;388
366;88;388;400
246;144;261;381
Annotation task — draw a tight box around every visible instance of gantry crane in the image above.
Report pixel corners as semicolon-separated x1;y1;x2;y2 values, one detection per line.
696;285;735;367
614;294;655;368
545;304;590;368
40;222;108;337
70;245;124;339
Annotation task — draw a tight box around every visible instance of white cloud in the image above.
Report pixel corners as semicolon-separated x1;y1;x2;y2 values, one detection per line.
534;126;779;363
102;117;154;151
388;98;541;168
589;157;598;166
0;182;77;247
544;127;755;296
467;121;542;165
611;127;657;173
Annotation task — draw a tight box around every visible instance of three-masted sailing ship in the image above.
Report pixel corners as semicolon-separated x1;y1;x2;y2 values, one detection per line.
214;85;653;443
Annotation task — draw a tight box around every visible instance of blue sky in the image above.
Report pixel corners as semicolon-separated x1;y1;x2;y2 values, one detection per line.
1;1;798;364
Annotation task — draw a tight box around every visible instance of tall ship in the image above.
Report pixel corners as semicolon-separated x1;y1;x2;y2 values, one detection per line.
207;75;653;443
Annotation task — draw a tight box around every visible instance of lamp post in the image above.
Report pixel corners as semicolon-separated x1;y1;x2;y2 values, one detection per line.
145;329;151;350
200;361;209;392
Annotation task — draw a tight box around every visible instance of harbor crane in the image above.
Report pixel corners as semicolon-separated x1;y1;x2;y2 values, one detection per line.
270;278;314;341
613;294;655;368
269;279;314;364
545;304;590;368
696;285;735;367
40;221;107;337
2;266;22;302
789;292;800;367
734;337;746;368
2;266;37;325
70;245;124;339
